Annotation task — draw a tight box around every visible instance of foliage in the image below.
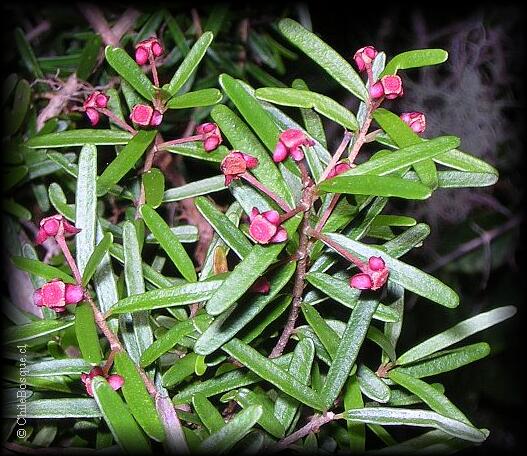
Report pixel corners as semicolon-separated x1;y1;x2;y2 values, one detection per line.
1;5;517;454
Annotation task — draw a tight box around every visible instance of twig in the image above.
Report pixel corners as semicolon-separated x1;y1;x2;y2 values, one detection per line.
111;8;141;42
26;20;51;42
36;74;79;132
272;412;336;451
270;162;315;358
241;172;292;212
319;131;353;181
77;3;119;47
425;215;521;273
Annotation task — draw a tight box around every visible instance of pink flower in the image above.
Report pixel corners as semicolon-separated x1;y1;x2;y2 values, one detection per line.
220;151;258;185
273;129;314;163
327;162;352;179
81;367;124;397
135;37;164;65
33;279;84;313
400;112;426;134
36;215;81;245
349;256;389;291
196;122;222;152
248;208;288;245
250;277;270;294
369;75;404;100
353;46;378;72
83;91;109;126
129;104;163;127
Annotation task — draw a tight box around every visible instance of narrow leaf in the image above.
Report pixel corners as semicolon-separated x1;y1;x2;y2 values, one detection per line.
26;130;132;148
75;303;103;363
381;49;449;76
167;88;222;109
82;232;113;286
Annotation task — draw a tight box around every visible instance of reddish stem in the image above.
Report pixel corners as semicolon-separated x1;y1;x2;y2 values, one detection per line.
241;172;291;212
155;134;204;150
319;131;353;181
148;53;160;88
308;230;368;272
313;193;341;234
98;108;137;134
273;412;336;451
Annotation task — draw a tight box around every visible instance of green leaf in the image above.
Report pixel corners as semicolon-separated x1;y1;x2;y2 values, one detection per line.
255;88;358;131
163;175;226;202
77;35;102;80
388;369;471;424
224;338;324;410
5;319;74;345
75;303;103;364
108;280;223;314
397;306;516;365
319;175;432;200
305;273;399;322
140;204;197;282
434;148;498;175
198;405;262;454
14;27;43;78
82;232;113;286
343;136;460;177
233;388;285;438
394;343;490;379
5;79;31;136
166;31;213;95
320;298;379;408
381;49;448;77
293;79;327;148
105;46;156;100
21;358;92;377
11;256;75;284
143;168;165;208
195;196;252;259
27;130;132;148
341;407;486;443
97;130;156;196
162;352;200;387
167;88;222;109
194;263;296;355
205;215;302;316
140;314;212;367
278;19;367;101
274;338;315;431
357;364;391;403
301;304;340;359
192;393;225;434
323;233;460;308
4;399;101;418
91;376;152;454
76;144;98;277
211;104;293;206
344;375;365;453
122;221;153;361
113;351;165;442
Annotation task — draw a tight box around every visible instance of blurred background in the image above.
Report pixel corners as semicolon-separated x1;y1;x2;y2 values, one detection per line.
2;2;524;454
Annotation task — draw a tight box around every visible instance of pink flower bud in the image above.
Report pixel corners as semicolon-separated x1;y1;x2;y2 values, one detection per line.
83;91;109;126
369;81;385;99
273;129;313;163
220;151;259;185
196;122;222;152
273;142;288;163
327;162;352;178
204;135;220;152
350;273;373;290
34;279;66;312
250;277;270;294
150;110;164;127
135;46;149;65
81;367;123;397
368;256;385;271
36;215;81;244
248;208;287;245
400;112;426;134
381;75;403;100
130;104;153;126
107;374;125;391
65;284;84;304
134;37;164;65
353;46;378;72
